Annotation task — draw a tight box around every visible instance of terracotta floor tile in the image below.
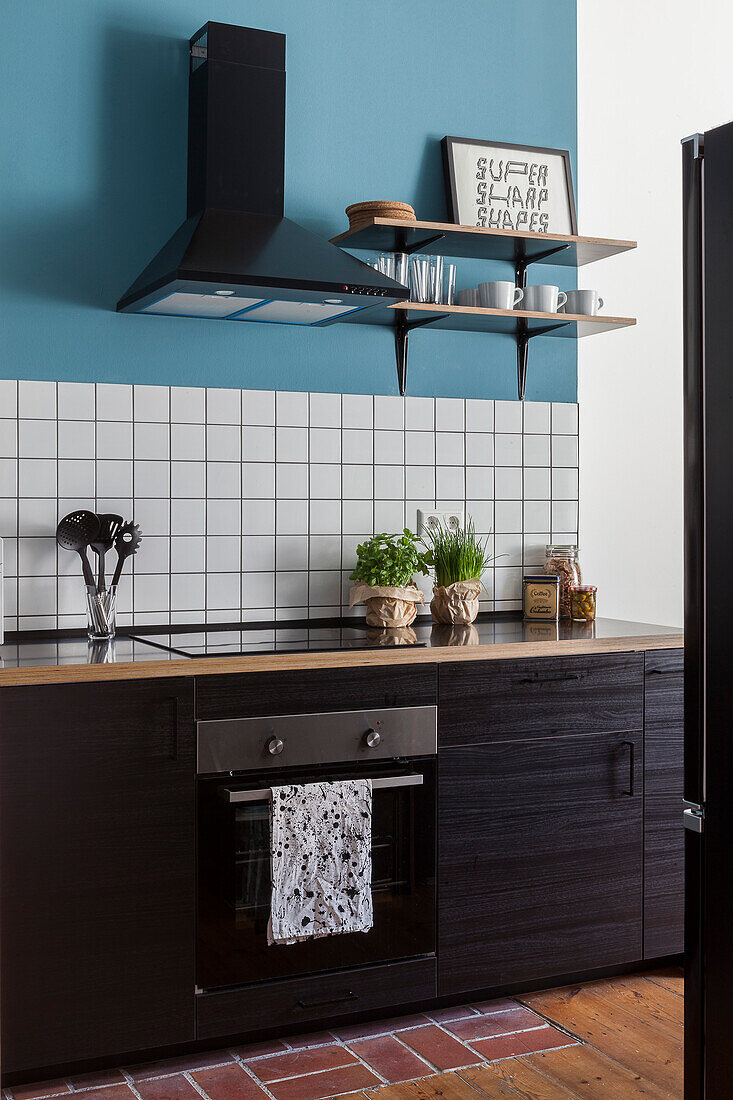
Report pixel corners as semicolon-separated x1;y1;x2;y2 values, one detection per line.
396;1025;478;1071
12;1083;70;1100
133;1079;201;1100
249;1045;357;1083
65;1091;134;1100
426;1006;480;1025
191;1064;269;1100
230;1040;288;1060
127;1052;232;1081
333;1014;429;1042
285;1031;337;1050
66;1068;127;1091
471;997;523;1015
446;1007;546;1040
266;1065;380;1100
348;1035;434;1084
470;1024;575;1061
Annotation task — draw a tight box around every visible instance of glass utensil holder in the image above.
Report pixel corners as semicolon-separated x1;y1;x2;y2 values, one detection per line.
86;585;117;641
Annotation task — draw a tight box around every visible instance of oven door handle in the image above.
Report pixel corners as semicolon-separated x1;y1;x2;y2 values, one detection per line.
219;773;424;803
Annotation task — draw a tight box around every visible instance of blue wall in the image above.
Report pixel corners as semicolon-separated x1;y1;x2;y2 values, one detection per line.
0;1;577;401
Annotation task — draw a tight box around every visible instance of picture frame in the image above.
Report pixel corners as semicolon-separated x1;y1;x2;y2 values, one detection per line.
441;136;578;236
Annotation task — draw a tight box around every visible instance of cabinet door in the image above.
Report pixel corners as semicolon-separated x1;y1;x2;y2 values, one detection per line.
439;732;643;997
0;678;196;1075
644;649;684;958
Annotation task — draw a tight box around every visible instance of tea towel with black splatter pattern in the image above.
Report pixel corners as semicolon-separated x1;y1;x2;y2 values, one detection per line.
267;779;373;945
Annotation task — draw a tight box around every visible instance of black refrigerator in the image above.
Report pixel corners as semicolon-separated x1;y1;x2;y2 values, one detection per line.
683;123;733;1100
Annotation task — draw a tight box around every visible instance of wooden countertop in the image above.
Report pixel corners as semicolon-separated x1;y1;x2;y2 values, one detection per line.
0;617;683;687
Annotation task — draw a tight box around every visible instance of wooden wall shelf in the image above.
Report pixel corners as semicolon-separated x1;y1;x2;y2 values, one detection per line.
331;218;637;398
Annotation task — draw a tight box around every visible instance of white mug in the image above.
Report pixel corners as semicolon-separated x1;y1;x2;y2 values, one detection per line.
478;281;524;310
563;289;604;316
457;288;478;307
522;285;567;313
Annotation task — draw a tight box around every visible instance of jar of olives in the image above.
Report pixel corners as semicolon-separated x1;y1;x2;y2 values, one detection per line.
569;584;597;622
544;544;581;619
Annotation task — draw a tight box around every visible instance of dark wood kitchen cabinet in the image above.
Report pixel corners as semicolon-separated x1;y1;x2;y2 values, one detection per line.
437;655;646;998
0;677;196;1076
643;649;685;958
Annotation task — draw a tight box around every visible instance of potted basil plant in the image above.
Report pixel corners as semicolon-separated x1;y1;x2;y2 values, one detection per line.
349;530;431;628
422;520;494;625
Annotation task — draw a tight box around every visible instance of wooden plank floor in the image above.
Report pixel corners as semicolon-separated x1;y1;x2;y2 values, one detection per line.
349;968;683;1100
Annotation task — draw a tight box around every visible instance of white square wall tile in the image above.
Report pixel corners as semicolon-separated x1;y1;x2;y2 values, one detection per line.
242;535;275;572
342;465;373;499
18;576;57;616
342;393;372;429
374;395;403;430
405;396;434;430
134;422;169;460
19;498;56;536
523;434;551;467
468;501;494;536
437;466;463;500
436;432;464;465
405;431;435;466
172;423;205;461
523;500;551;534
97;460;133;498
19;419;57;459
552;500;579;532
309;463;341;499
465;398;494;433
276;535;308;570
309;535;341;570
374;499;404;531
241;424;275;463
0;420;17;458
171;573;205;611
309;570;341;605
206;572;240;610
96;421;132;460
374;430;404;465
58;382;95;420
207;462;240;498
494;566;523;600
374;465;404;500
466;466;493;500
97;383;132;421
0;379;18;418
552;435;579;467
493;534;523;567
207;424;240;462
276;391;309;426
495;400;522;433
495;467;522;500
524;467;550;499
242;390;275;426
171;536;206;573
276;499;308;535
552;467;579;500
19;380;56;420
207;388;241;424
465;433;494;466
523;401;551;434
133;460;170;498
133;498;170;537
242;571;275;610
435;397;464;431
276;426;308;463
276;463;307;499
243;499;275;536
0;459;18;496
207;498;241;535
552;402;579;434
171;461;205;498
207;535;241;573
18;537;57;576
243;462;275;499
310;499;341;535
342;429;373;464
19;458;56;497
170;386;205;423
134;535;170;574
171;498;206;535
405;465;435;500
58;421;94;460
495;499;522;532
494;433;522;466
309;392;342;428
276;571;308;607
309;427;340;463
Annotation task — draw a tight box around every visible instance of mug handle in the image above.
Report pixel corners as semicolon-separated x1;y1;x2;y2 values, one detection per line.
556;291;568;311
513;286;524;307
597;296;604;311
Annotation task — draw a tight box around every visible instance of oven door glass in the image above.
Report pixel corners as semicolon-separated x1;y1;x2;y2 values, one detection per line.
197;759;436;989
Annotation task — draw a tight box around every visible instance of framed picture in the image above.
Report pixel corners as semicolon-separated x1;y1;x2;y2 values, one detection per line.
441;136;577;235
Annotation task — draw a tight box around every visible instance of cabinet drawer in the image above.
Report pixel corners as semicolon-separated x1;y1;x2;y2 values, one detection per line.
196;665;437;720
439;653;643;746
196;957;437;1040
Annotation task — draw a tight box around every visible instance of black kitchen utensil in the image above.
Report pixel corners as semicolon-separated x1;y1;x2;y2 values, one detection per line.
111;522;143;588
90;513;124;592
56;510;101;588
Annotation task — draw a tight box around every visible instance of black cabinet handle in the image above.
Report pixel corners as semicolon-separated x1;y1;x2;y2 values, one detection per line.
296;990;357;1009
518;673;581;685
621;739;635;796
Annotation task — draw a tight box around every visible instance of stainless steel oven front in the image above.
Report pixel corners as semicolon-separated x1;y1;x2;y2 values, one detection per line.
196;706;437;991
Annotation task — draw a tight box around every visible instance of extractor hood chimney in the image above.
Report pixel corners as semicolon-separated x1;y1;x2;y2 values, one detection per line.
117;22;407;323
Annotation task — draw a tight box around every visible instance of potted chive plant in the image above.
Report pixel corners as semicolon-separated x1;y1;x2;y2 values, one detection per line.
349;530;431;628
422;520;493;625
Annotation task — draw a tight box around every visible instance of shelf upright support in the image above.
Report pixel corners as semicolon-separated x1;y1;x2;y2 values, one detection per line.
393;312;443;396
516;319;530;402
513;243;573;400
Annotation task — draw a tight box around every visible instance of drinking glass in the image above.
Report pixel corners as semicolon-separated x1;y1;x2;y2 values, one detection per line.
376;253;395;281
428;255;444;303
409;256;430;302
444;263;457;306
393;252;409;287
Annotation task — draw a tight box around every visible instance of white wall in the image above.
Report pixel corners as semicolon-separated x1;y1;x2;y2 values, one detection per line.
577;1;733;628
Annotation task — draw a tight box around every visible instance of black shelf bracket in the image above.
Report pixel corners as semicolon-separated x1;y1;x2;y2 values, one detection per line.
394;313;443;395
395;230;447;255
516;319;569;400
514;243;572;288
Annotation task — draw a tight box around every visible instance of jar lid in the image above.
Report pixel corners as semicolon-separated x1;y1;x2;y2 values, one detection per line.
546;544;579;556
569;584;597;592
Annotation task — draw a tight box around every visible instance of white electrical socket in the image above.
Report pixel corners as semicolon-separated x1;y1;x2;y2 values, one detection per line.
417;509;465;536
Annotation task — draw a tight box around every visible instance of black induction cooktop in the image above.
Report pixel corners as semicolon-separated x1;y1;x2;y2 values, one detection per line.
130;624;428;657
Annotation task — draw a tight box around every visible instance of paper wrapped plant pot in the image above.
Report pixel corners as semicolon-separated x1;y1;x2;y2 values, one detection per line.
430;578;482;625
349;582;425;628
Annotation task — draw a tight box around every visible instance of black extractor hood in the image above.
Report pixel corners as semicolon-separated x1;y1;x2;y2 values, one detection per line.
117;22;408;324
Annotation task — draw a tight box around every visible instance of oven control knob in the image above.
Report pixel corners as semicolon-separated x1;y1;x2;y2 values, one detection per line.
267;737;284;756
364;728;381;748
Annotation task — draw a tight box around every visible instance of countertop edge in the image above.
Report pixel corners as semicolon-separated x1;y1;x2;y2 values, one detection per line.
0;632;684;688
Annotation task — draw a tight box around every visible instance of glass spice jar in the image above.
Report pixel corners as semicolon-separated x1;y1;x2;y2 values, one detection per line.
569;584;597;622
544;544;581;619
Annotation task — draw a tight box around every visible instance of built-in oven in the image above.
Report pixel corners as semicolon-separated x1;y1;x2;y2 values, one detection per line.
196;706;437;991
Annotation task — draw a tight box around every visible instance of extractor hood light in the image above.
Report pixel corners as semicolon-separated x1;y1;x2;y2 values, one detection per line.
215;290;235;296
323;298;343;304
